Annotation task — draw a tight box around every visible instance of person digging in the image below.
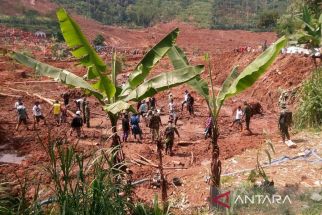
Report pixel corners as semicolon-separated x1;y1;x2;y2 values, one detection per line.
164;120;180;156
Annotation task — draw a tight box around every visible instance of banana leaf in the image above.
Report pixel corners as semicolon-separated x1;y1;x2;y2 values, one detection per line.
92;74;115;100
215;37;286;108
111;52;122;87
56;8;107;79
104;100;136;115
122;28;179;95
10;52;103;99
124;65;204;102
167;46;209;100
216;66;239;109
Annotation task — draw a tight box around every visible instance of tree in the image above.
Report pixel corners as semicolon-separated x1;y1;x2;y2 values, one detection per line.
166;37;286;209
8;8;204;161
258;10;279;29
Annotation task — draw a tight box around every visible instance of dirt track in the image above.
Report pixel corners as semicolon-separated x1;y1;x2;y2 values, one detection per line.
0;20;317;208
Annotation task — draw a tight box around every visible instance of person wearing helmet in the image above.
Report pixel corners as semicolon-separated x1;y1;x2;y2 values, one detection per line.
70;111;83;137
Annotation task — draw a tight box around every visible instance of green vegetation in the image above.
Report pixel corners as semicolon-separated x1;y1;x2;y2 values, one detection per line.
0;136;171;214
49;0;288;30
0;10;59;33
294;68;322;129
211;0;289;31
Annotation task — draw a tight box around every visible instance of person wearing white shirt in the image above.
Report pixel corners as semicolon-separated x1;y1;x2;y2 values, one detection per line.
32;101;46;129
181;90;189;111
231;106;243;131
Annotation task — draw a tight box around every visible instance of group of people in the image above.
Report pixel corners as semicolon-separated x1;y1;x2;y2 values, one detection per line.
120;92;191;155
14;93;91;138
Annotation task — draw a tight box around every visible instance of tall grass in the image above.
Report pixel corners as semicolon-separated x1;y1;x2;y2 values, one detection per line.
0;135;170;214
294;67;322;129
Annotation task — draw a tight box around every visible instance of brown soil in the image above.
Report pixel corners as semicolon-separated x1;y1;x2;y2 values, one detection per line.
0;19;318;212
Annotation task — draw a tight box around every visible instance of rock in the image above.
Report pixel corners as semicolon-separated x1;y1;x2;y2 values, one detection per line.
310;193;322;202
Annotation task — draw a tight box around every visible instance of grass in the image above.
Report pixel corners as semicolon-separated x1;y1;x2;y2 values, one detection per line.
0;134;172;214
294;67;322;130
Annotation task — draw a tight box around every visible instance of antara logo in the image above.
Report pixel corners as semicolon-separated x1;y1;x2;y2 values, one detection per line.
212;191;292;209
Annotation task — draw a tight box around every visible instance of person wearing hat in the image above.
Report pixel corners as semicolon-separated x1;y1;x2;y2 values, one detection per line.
70;111;83;138
278;104;292;144
164;120;180;156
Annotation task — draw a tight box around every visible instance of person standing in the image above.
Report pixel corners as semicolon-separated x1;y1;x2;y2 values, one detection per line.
62;92;70;106
181;90;189;111
279;105;292;144
149;96;156;110
15;101;29;131
149;110;162;142
70;111;83;138
139;100;148;116
130;113;142;143
50;100;61;126
168;100;178;126
122;113;130;142
164;121;180;156
14;97;23;109
60;104;68;123
187;93;194;116
82;97;87;124
231;106;243;132
242;101;252;134
32;101;46;130
84;101;90;128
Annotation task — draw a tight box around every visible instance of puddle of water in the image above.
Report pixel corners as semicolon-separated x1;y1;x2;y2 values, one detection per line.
0;153;25;164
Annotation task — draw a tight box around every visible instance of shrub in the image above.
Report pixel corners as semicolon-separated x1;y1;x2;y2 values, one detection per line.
294;68;322;129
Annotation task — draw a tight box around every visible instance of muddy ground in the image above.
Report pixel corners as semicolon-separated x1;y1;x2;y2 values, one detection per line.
0;19;320;213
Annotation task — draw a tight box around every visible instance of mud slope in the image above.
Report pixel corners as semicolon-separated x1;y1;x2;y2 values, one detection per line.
0;22;317;208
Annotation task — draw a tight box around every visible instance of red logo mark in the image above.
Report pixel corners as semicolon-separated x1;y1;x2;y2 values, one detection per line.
213;191;230;208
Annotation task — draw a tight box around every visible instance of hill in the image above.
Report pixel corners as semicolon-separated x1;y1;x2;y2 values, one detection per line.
0;0;289;31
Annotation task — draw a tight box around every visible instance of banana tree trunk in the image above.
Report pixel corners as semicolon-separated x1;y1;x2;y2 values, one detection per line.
108;112;125;169
157;140;167;205
209;123;222;209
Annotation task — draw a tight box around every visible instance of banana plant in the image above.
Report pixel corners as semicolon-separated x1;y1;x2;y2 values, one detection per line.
8;8;204;138
167;37;286;208
293;6;322;49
